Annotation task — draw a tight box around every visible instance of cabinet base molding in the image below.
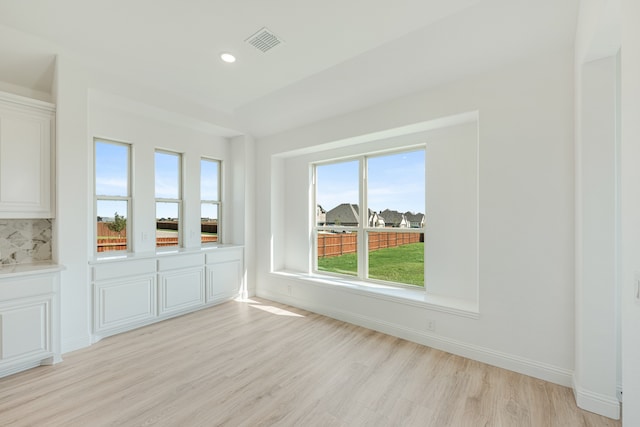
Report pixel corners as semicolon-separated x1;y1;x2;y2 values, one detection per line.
0;352;61;379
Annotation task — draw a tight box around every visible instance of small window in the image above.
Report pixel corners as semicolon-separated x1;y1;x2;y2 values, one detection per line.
95;139;131;253
155;150;182;248
314;149;425;287
201;158;221;245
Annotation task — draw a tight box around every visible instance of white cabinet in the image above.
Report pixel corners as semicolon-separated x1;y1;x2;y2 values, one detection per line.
0;269;61;378
206;248;243;303
91;247;243;341
157;253;205;316
0;92;55;218
93;259;156;339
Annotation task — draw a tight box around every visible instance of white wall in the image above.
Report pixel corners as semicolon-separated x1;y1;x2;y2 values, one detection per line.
275;122;478;305
573;0;622;419
574;55;620;419
53;55;92;352
621;0;640;424
425;123;478;301
230;134;256;297
0;25;253;353
255;48;575;386
88;91;231;252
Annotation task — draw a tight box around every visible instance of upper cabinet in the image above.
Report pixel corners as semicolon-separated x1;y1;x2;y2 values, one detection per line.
0;91;55;218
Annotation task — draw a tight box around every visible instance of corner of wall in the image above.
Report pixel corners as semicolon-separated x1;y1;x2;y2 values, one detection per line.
572;375;621;420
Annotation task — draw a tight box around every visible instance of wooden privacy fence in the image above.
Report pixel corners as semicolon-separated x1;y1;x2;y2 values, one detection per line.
317;232;423;258
97;235;218;252
97;222;127;238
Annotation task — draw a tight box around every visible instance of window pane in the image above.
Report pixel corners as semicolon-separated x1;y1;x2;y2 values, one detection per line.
317;231;358;277
316;160;359;227
367;231;424;287
96;200;128;253
367;150;425;228
155;152;180;199
201;203;218;244
156;202;179;247
95;141;128;197
201;159;219;201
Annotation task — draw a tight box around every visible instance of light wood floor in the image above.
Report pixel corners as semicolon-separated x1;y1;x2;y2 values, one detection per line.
0;298;620;427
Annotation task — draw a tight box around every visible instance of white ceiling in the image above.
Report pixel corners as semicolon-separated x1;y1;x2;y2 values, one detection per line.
0;0;579;137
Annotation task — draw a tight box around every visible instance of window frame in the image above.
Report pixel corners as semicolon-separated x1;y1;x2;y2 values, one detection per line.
200;157;222;246
312;146;426;289
94;138;132;255
155;149;183;249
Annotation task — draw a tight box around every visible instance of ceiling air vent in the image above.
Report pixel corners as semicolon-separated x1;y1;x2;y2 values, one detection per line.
245;27;283;53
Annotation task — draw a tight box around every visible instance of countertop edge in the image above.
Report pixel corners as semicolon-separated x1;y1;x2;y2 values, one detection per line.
0;262;65;278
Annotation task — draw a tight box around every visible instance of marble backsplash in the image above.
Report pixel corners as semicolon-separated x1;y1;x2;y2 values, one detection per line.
0;219;52;265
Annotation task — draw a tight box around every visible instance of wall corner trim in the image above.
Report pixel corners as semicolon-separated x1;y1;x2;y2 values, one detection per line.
572;375;621;420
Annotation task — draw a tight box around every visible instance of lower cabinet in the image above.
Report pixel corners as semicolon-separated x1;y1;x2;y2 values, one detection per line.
0;270;61;378
157;254;205;316
91;246;243;341
206;248;243;302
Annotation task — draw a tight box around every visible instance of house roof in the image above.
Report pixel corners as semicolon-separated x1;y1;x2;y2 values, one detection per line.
380;209;405;226
405;212;425;223
326;203;359;225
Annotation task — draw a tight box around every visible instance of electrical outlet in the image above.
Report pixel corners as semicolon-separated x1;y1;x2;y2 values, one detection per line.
426;319;436;332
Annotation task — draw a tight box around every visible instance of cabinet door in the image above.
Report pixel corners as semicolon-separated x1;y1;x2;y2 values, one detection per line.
0;104;53;217
94;275;157;334
158;267;205;316
206;260;242;303
0;298;51;363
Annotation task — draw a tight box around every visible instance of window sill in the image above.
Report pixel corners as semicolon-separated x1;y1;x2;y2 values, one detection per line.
270;270;479;318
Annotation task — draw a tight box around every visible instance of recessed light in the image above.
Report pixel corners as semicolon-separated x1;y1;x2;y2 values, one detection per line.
220;52;236;63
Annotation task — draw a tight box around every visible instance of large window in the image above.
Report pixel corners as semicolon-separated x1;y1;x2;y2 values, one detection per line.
155;150;182;248
95;139;131;253
314;148;425;287
201;158;221;245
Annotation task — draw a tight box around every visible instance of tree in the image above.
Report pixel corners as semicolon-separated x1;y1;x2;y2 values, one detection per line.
107;211;126;237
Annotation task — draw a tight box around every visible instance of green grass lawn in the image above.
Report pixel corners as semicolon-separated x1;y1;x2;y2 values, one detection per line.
317;242;424;287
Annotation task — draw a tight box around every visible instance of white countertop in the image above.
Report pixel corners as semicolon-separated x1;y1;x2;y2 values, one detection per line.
0;261;64;278
89;244;243;264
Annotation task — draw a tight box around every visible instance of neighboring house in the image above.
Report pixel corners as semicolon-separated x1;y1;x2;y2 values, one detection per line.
316;205;326;226
325;204;385;227
368;210;385;228
326;203;360;226
405;212;425;228
380;209;409;228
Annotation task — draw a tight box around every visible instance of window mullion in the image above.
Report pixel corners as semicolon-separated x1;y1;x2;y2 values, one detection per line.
359;156;367;280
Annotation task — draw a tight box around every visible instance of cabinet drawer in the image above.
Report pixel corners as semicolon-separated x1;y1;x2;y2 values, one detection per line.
0;275;55;301
93;259;156;281
205;248;243;264
157;253;205;272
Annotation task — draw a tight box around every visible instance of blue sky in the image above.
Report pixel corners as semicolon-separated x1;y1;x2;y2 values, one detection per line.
96;142;220;220
316;150;425;214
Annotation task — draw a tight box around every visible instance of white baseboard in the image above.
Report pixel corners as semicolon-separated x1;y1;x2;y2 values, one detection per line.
62;334;92;354
572;376;620;420
258;289;573;388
